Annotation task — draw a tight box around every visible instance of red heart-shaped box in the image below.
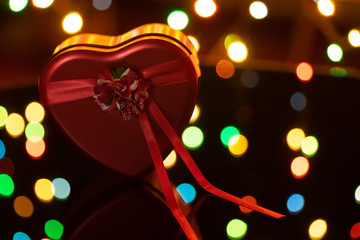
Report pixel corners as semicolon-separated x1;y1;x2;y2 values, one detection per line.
39;23;200;178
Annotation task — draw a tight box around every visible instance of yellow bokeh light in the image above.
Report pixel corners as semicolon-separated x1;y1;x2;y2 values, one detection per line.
309;219;327;239
5;113;25;138
228;41;248;62
216;59;235;79
0;106;8;128
189;105;200;124
163;150;177;168
296;62;313;82
317;0;335;17
188;35;200;52
228;134;248;157
348;29;360;47
25;102;45;123
194;0;216;18
32;0;54;8
13;195;34;218
249;1;268;19
34;178;54;202
291;156;309;179
63;12;83;34
286;128;305;151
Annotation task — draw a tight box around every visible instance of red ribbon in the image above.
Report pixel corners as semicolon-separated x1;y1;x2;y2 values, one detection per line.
43;54;284;240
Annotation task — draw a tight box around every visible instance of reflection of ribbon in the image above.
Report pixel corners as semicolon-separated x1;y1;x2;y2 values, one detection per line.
43;54;284;240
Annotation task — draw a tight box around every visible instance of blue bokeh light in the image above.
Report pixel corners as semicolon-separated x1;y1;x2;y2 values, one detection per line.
176;183;196;204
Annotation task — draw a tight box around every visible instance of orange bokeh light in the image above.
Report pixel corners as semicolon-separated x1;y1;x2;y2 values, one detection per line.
296;62;313;82
291;156;309;179
25;138;46;159
216;59;235;79
239;195;257;214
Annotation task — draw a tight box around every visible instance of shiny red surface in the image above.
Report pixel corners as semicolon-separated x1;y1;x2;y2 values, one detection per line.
39;25;199;177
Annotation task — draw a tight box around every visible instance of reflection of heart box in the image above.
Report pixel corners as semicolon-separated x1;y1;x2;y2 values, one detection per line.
63;178;192;240
39;24;200;178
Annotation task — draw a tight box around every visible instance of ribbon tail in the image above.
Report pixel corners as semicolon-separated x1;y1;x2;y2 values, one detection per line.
147;97;285;219
138;112;199;240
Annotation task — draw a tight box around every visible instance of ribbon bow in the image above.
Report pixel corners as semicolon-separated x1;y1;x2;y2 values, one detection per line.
42;54;284;240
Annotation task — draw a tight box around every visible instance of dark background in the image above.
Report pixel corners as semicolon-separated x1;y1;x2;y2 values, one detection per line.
1;0;360;239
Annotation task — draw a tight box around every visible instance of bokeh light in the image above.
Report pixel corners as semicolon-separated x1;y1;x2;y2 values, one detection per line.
176;183;196;204
13;196;34;218
0;157;15;176
286;128;305;151
5;113;25;138
44;219;64;240
291;156;309;179
0;106;8;128
348;29;360;47
51;178;71;200
13;232;31;240
239;195;257;214
224;33;241;49
34;178;54;202
330;66;347;77
355;185;360;204
241;69;259;88
228;134;248;157
189;105;200;124
287;193;305;214
182;126;204;149
25;122;45;140
93;0;112;11
26;138;46;159
350;222;360;239
296;62;313;82
226;219;247;239
301;136;318;157
216;59;235;79
163;150;177;168
249;1;268;19
317;0;335;16
194;0;216;18
167;10;189;30
188;35;200;52
32;0;54;8
63;12;83;34
25;102;45;123
0;139;5;159
228;41;248;62
290;92;307;111
0;174;15;198
220;126;240;147
309;219;327;239
327;43;343;62
9;0;28;12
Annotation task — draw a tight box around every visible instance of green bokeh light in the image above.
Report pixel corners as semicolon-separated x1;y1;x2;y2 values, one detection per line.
9;0;28;12
224;33;241;49
220;126;240;147
182;126;204;150
226;219;247;239
167;10;189;30
301;136;318;157
0;174;15;198
327;43;343;62
45;219;64;240
25;122;45;140
0;106;8;128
